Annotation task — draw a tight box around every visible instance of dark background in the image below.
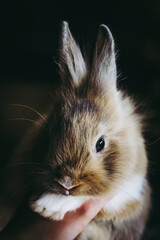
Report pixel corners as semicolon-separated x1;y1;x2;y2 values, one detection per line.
0;0;160;239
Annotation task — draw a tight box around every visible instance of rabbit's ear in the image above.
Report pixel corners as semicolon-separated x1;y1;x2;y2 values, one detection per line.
92;25;117;92
59;21;86;85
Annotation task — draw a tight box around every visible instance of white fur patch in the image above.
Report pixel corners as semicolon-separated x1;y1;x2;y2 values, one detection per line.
30;174;144;220
103;174;144;212
31;194;89;220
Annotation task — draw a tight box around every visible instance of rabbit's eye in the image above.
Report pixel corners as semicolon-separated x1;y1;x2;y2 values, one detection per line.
96;138;105;153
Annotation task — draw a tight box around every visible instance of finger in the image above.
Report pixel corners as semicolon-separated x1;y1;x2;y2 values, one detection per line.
51;197;110;240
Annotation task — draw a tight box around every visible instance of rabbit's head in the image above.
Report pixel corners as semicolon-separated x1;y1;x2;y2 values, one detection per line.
32;22;147;201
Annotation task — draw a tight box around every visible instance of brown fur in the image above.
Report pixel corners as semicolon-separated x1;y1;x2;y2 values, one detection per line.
0;22;151;240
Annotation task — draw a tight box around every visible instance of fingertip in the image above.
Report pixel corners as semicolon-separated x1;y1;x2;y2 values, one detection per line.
77;198;104;218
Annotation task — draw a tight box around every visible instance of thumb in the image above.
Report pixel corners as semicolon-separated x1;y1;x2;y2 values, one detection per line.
53;196;112;240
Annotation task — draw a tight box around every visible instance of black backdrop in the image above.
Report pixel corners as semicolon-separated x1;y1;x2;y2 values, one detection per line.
0;1;160;239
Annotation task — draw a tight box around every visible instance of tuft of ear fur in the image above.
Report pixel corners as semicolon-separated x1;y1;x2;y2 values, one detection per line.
59;21;87;85
92;24;117;92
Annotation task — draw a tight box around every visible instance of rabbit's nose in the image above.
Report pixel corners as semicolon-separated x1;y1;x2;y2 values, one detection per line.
57;176;76;190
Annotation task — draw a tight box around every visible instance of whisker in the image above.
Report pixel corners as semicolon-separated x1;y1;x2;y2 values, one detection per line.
148;137;160;146
117;187;145;211
31;172;48;175
10;104;49;125
7;162;43;168
9;181;33;197
6;118;47;129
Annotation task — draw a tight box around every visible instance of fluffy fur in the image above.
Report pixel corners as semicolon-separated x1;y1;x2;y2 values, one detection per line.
0;21;151;240
30;174;145;220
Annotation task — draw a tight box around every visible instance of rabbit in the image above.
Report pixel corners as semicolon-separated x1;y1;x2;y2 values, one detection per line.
0;21;151;240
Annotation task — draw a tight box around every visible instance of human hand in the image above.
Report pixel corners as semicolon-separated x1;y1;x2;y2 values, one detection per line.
1;197;111;240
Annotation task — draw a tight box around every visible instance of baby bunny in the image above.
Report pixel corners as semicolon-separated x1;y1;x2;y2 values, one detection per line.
0;22;150;240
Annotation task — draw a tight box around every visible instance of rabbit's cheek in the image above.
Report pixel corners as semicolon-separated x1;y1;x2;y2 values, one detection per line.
103;174;144;213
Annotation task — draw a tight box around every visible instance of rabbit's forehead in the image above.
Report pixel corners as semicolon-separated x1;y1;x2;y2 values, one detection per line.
61;96;109;129
62;97;99;116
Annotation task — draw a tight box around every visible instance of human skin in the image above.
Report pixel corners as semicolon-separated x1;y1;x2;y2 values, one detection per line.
0;197;110;240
